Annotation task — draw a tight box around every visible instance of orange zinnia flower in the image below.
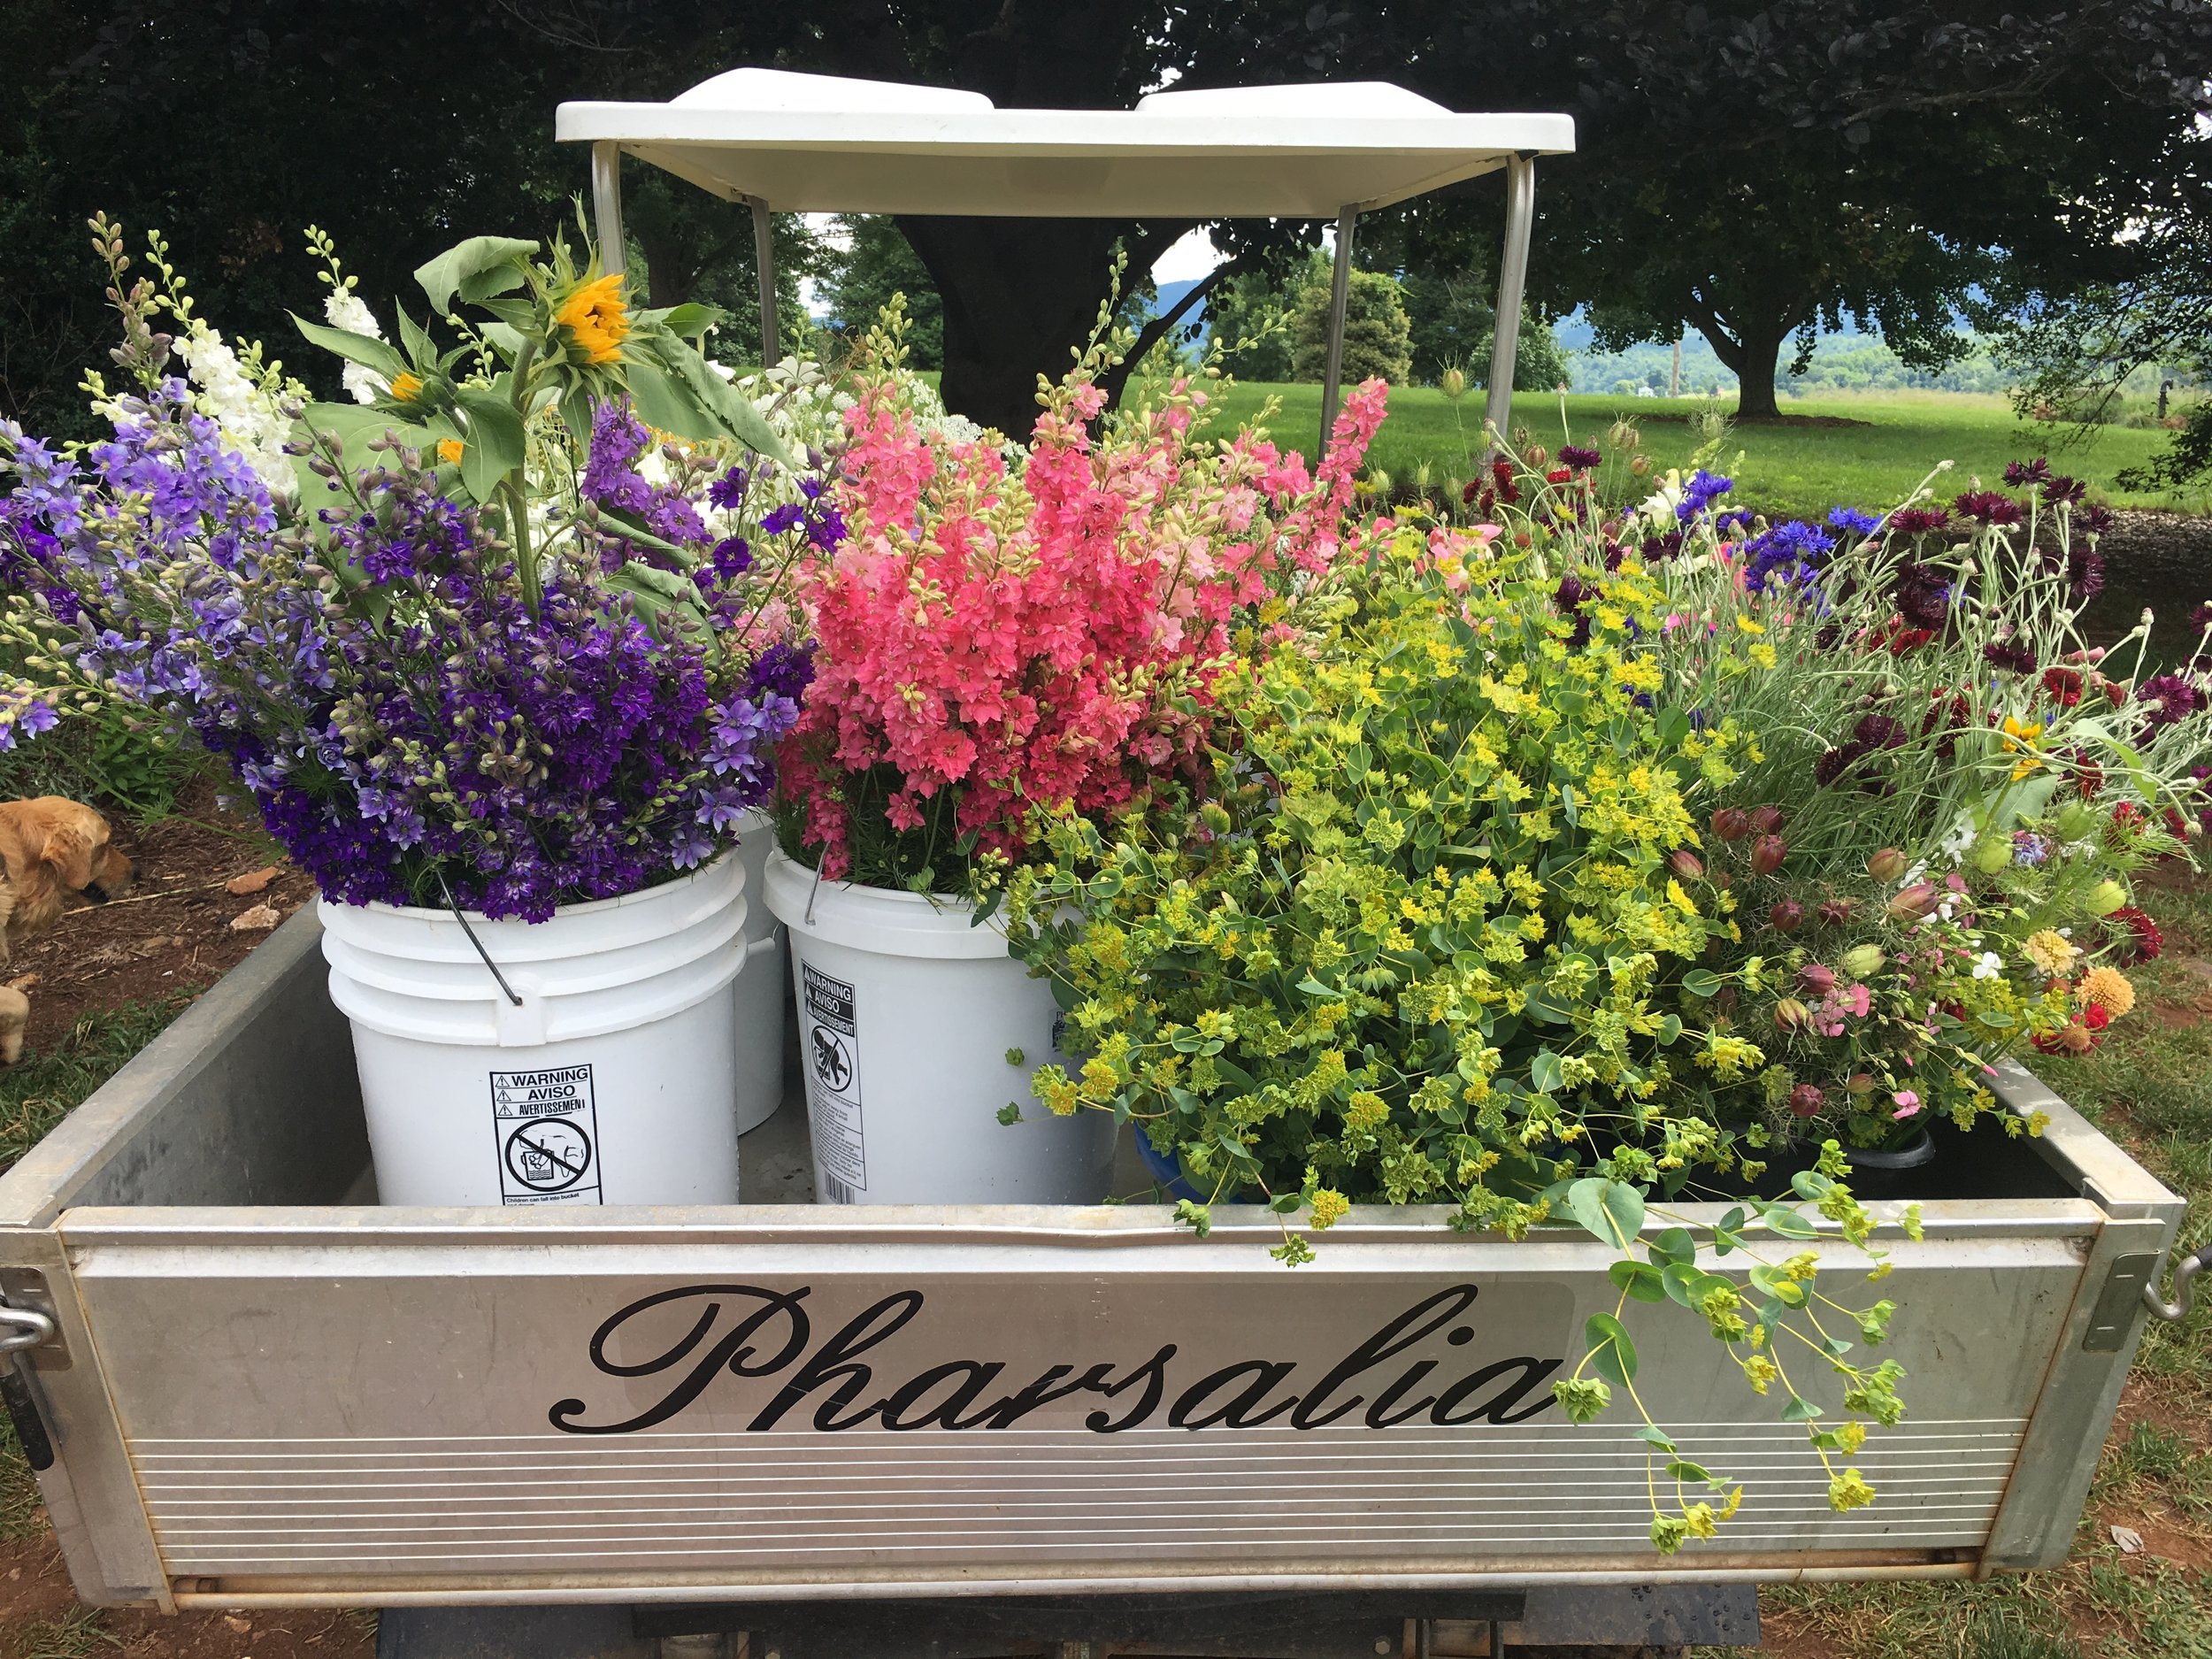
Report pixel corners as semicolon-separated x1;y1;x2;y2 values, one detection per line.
556;273;630;365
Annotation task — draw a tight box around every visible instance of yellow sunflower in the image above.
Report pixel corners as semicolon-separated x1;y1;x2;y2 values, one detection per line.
555;273;631;365
388;371;425;403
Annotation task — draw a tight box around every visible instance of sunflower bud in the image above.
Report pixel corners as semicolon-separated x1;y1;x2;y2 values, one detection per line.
1789;1083;1825;1118
1774;998;1814;1033
1668;849;1705;881
1711;807;1752;842
1750;834;1787;877
1769;898;1806;933
1887;880;1940;921
1867;848;1908;884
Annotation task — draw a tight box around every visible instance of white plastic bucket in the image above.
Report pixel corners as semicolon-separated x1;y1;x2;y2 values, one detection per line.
319;853;749;1207
762;847;1116;1205
730;810;786;1134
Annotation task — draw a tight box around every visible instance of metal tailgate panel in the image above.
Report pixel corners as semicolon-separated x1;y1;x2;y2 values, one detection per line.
57;1207;2088;1598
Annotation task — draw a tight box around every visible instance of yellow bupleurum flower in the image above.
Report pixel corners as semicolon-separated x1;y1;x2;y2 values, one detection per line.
2078;965;2135;1018
388;371;425;403
435;438;464;465
2022;928;2077;976
556;273;631;365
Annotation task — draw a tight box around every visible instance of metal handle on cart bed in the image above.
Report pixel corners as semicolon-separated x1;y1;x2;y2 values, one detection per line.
2144;1242;2209;1324
0;1305;58;1471
0;1305;54;1355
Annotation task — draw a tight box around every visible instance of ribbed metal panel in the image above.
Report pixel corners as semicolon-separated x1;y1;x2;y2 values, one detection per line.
135;1421;2021;1574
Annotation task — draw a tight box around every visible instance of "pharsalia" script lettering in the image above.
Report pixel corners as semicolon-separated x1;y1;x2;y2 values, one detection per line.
548;1283;1561;1436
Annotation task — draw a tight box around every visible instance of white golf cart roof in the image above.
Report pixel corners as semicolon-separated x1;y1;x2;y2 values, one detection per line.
557;69;1573;452
556;69;1573;219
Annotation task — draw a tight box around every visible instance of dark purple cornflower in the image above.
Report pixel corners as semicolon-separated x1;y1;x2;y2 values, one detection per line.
1890;507;1949;536
2002;458;2052;488
1815;741;1871;787
1641;529;1685;563
1953;490;2024;527
1983;640;2038;674
1559;444;1601;470
2042;474;2086;505
2080;504;2114;537
1894;563;1951;628
2137;672;2208;733
1852;712;1908;749
2064;544;2105;605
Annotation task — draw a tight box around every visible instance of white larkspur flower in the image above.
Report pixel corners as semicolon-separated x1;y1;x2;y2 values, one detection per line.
175;320;296;494
323;287;388;404
1939;816;1978;864
1972;951;2002;980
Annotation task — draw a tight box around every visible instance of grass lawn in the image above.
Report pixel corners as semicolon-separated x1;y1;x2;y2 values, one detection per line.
1200;382;2206;522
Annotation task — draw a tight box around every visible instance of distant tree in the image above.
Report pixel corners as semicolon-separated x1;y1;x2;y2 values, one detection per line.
1993;134;2212;488
815;214;946;367
1205;270;1297;382
1290;268;1412;386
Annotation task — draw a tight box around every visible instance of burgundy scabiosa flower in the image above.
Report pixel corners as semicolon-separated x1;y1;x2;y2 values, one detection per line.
1559;443;1601;470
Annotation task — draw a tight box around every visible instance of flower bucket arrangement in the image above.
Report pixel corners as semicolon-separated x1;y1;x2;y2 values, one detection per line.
5;218;2208;1554
1002;426;2212;1547
0;220;827;1204
763;305;1388;1203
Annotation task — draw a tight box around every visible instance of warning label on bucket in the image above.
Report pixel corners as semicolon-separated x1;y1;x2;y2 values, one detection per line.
490;1064;602;1204
801;962;866;1201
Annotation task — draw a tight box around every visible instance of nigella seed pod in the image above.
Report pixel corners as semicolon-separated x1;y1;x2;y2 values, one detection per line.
1886;880;1940;921
1797;964;1837;996
1817;897;1856;926
1711;807;1752;841
1748;805;1785;836
1789;1083;1826;1118
1867;847;1908;884
1774;998;1814;1033
1770;898;1806;933
1668;849;1705;881
1750;834;1787;877
1847;1072;1877;1096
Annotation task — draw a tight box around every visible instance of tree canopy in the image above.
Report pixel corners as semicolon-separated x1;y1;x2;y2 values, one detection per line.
4;1;2207;440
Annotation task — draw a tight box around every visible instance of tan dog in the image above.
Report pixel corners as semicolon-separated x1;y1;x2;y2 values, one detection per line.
0;798;134;1064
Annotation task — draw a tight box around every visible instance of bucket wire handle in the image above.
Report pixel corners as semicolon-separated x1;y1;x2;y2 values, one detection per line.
805;861;824;926
2145;1240;2209;1324
434;872;525;1008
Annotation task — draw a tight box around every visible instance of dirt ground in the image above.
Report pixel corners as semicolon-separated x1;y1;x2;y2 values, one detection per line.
4;784;317;1056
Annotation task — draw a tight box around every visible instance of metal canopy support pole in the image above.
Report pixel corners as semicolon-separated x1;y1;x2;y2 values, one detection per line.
749;196;780;368
1482;153;1537;459
590;142;626;279
1318;204;1356;459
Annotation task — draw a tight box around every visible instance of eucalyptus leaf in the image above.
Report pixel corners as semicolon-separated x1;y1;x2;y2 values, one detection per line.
1585;1310;1639;1386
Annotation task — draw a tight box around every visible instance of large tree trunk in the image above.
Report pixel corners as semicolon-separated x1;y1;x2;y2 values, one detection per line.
1682;285;1809;422
897;216;1191;437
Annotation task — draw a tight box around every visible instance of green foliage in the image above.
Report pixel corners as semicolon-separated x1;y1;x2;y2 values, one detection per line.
815;214;944;370
1207;270;1296;383
1290;269;1412;387
1395;267;1567;391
